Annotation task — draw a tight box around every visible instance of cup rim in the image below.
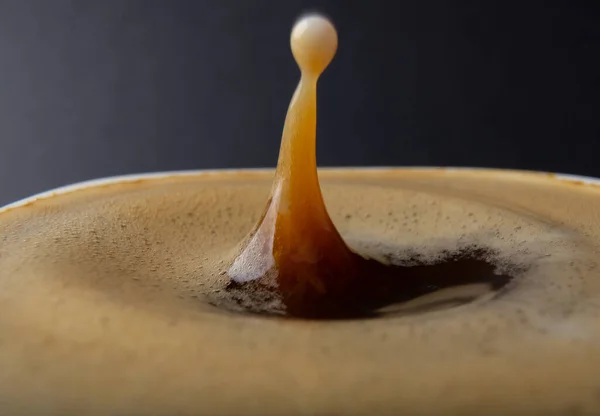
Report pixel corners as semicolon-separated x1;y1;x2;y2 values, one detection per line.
1;167;599;214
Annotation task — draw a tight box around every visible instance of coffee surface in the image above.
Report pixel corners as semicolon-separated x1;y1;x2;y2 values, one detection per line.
1;168;600;415
3;13;598;416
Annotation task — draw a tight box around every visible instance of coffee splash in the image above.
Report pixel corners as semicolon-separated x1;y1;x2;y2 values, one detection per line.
225;15;517;319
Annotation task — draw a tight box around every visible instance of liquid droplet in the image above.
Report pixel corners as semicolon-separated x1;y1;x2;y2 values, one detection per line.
228;14;364;315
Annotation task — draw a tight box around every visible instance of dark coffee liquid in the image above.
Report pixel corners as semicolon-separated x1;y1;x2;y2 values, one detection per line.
226;248;517;319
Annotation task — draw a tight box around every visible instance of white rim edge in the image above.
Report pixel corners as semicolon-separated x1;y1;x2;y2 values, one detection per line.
2;167;600;214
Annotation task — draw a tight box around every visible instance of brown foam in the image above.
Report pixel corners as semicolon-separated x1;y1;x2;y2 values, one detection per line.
1;168;600;414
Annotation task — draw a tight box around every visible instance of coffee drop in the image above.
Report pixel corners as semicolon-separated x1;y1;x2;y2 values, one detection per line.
225;14;515;319
227;14;364;316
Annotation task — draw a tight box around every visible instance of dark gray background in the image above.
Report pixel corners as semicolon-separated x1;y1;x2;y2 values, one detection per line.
0;1;598;205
